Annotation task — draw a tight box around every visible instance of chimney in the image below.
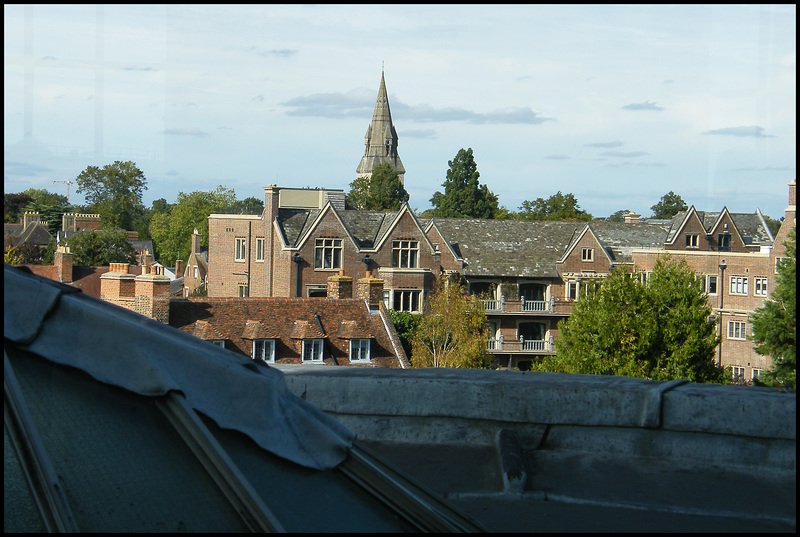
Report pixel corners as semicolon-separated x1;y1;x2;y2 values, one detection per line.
141;250;154;267
175;259;185;277
191;229;202;255
357;273;384;309
100;263;136;307
54;245;73;283
624;212;641;224
786;179;796;221
22;212;40;229
134;272;171;323
264;184;280;224
327;271;353;299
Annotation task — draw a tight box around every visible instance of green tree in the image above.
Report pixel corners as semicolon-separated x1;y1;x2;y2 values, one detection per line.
751;227;796;389
763;214;783;238
515;191;592;221
347;163;409;210
410;277;491;368
75;160;148;230
149;186;237;267
538;256;725;383
651;191;688;219
388;309;422;359
60;229;137;266
429;148;499;219
4;192;34;223
605;209;632;222
5;245;23;264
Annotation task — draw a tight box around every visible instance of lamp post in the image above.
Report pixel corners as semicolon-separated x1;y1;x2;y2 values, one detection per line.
292;253;303;297
717;259;727;367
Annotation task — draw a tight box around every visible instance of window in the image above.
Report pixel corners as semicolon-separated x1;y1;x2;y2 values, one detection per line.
302;339;324;362
752;368;762;381
392;240;419;268
728;321;747;340
238;284;249;297
581;248;594;261
392;290;420;312
754;277;768;297
350;339;371;362
212;340;225;348
193;266;198;279
252;339;275;363
235;237;247;262
685;234;699;248
256;238;265;261
567;281;578;300
730;275;748;295
314;238;342;269
706;275;718;295
732;366;746;381
775;257;788;274
718;234;731;251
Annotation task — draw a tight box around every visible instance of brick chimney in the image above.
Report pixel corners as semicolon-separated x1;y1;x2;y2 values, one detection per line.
175;259;185;278
141;250;154;268
22;212;40;229
624;211;641;224
54;245;73;283
134;273;171;323
191;228;201;255
100;263;136;308
264;185;280;223
357;272;384;309
327;271;353;299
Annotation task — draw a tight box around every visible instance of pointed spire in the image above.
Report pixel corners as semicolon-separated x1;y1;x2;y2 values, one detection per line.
356;71;405;184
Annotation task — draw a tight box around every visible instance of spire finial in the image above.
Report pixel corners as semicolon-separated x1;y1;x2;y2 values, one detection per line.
382;60;384;74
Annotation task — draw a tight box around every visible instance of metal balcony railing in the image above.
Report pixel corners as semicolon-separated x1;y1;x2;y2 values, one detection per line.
480;297;556;313
486;336;554;353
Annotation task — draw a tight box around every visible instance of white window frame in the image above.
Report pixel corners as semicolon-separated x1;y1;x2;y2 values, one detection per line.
314;238;343;270
235;237;247;262
238;284;249;297
685;234;699;248
392;240;419;269
350;339;371;363
732;366;746;381
775;257;787;274
729;275;748;295
706;275;718;295
252;339;275;363
193;265;198;279
754;277;768;297
752;368;762;381
567;281;579;300
392;290;421;312
581;248;594;262
302;339;324;362
255;237;265;262
727;320;747;340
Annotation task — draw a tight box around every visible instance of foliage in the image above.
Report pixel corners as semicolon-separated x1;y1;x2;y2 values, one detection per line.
410;277;491;368
538;256;725;383
60;229;137;266
605;209;632;222
15;243;49;265
514;191;592;221
763;214;783;238
4;245;23;265
388;309;422;359
650;191;688;219
4;192;34;223
75;160;148;230
347;163;409;210
149;186;237;267
752;227;796;389
429;148;499;219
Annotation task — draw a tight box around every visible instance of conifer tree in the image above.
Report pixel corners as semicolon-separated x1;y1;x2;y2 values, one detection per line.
430;148;498;219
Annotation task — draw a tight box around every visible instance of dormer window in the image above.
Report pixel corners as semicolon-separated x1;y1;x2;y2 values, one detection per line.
302;339;324;362
350;339;371;363
252;339;275;363
685;234;699;248
718;234;731;251
581;248;594;262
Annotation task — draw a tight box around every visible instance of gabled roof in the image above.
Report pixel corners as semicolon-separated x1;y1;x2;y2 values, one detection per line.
169;297;409;368
5;221;54;247
666;207;774;246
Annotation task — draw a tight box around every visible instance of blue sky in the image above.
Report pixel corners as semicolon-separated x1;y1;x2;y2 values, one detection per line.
4;4;796;219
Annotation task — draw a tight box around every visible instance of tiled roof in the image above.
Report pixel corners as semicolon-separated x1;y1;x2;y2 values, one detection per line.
584;221;670;262
169;297;407;368
430;219;586;278
277;206;406;250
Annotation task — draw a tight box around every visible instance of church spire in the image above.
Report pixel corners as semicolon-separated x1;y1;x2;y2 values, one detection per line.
356;71;405;184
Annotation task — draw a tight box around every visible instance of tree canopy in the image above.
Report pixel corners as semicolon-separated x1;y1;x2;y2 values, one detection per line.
429;148;499;219
410;277;491;368
514;191;593;221
752;227;796;389
149;186;237;267
651;191;688;219
54;229;137;266
75;160;148;231
537;256;725;383
347;163;409;210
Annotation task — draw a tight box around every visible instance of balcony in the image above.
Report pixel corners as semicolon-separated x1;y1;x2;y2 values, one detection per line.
480;297;573;316
487;336;554;354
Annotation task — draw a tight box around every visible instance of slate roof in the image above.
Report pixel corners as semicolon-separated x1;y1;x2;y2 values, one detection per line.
665;208;774;246
276;206;407;250
4;221;54;248
582;221;670;262
428;218;587;278
169;297;409;368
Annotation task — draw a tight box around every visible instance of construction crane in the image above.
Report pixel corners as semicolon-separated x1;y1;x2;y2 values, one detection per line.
52;180;74;204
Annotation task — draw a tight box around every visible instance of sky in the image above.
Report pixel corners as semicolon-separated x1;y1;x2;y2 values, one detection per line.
4;4;797;220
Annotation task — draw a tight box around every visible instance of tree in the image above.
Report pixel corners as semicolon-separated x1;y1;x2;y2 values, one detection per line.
651;191;688;219
429;148;499;219
514;191;592;221
60;229;137;266
4;192;34;223
605;209;632;222
5;245;23;265
347;163;409;210
149;186;237;267
410;277;491;368
752;227;796;389
763;214;783;238
75;160;148;230
388;309;422;359
538;256;725;383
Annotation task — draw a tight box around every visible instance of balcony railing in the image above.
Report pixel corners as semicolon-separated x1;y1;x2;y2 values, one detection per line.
481;297;557;314
487;336;554;354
